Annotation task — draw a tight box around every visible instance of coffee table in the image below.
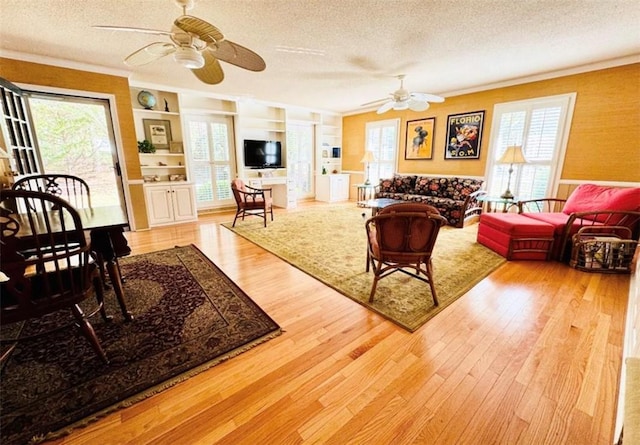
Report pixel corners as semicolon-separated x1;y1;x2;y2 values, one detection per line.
363;198;402;216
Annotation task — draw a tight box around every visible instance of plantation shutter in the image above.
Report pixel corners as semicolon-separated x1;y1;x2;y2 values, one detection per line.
286;123;314;197
365;118;400;184
0;78;41;176
486;94;575;200
184;114;234;208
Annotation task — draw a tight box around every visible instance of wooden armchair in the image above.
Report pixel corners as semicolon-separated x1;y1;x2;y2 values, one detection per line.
365;202;446;304
1;189;110;364
231;178;273;227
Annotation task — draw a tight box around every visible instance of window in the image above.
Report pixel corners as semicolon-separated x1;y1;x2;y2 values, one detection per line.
184;114;235;208
365;118;400;184
286;123;314;198
485;93;576;200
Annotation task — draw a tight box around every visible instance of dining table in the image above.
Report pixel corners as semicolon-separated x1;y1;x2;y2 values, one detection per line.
10;204;134;321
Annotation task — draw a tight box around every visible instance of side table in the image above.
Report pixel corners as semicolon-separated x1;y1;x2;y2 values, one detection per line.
477;195;518;213
355;184;378;207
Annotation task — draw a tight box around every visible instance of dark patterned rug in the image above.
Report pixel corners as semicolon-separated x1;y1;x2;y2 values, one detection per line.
0;245;281;445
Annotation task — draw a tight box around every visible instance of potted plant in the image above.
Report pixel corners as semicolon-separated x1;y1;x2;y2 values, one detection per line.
137;139;156;153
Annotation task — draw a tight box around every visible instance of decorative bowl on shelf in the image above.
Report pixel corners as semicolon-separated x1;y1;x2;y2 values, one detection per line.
137;90;157;110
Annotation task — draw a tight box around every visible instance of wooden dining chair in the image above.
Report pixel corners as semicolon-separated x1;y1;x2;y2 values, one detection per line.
0;189;110;364
13;173;92;209
12;173;130;291
365;202;447;305
230;178;273;227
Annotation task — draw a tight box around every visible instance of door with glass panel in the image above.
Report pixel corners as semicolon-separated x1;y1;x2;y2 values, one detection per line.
183;114;235;209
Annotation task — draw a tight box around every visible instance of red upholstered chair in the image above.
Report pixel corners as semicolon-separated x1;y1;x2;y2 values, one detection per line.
230;178;273;227
365;202;446;304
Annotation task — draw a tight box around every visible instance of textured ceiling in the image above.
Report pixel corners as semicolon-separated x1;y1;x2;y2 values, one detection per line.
1;0;639;113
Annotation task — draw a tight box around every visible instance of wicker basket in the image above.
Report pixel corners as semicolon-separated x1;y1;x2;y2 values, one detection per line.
570;230;638;273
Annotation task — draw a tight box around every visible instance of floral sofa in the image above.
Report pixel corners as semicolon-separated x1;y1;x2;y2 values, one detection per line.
375;175;484;227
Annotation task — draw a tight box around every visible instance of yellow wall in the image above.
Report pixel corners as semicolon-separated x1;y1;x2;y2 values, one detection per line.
344;63;640;186
0;57;149;229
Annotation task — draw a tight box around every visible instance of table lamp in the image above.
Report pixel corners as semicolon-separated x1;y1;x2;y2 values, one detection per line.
497;145;526;199
360;151;376;185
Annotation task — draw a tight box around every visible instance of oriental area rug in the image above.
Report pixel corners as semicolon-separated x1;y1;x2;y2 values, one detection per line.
224;204;505;332
0;245;281;445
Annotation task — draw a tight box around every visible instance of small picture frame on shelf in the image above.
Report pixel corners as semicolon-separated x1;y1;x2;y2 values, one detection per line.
169;141;183;153
322;149;329;158
143;119;172;150
332;147;341;158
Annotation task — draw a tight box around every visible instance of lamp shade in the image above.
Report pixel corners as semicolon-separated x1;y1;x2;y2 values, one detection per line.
497;145;527;164
360;151;376;163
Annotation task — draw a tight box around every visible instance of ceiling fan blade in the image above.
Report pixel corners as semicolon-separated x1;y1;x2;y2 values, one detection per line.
174;15;224;43
408;99;430;112
93;25;173;37
125;42;176;66
411;92;445;103
376;101;395;114
209;40;266;72
191;51;224;85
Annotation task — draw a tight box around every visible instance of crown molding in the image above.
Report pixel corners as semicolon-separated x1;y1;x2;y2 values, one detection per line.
0;49;131;78
343;55;640;116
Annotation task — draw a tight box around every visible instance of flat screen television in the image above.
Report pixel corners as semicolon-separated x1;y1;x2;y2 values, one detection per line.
243;139;283;168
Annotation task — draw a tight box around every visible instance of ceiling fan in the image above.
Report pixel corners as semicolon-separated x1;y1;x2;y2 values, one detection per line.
93;0;266;85
362;75;444;114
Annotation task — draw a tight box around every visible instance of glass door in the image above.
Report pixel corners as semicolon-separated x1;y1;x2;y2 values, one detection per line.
26;93;127;209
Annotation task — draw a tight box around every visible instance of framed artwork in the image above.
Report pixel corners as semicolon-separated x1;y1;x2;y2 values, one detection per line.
169;141;183;154
143;119;172;149
444;110;485;159
405;118;435;160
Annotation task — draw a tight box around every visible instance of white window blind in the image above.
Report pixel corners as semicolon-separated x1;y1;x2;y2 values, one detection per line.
365;119;399;184
184;115;235;208
486;94;575;200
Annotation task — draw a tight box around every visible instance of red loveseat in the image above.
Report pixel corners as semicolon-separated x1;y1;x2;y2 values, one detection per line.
518;184;640;260
477;184;640;262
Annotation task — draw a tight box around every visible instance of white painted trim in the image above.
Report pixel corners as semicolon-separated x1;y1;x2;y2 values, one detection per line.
559;179;640;187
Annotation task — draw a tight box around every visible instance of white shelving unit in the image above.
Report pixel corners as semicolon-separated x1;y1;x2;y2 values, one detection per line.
318;112;342;175
130;86;197;226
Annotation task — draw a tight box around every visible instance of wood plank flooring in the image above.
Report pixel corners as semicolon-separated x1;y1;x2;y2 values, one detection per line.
49;202;630;445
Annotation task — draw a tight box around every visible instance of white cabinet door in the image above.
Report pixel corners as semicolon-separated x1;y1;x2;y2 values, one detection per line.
144;183;197;226
332;174;349;201
316;174;349;202
171;184;197;222
145;186;174;226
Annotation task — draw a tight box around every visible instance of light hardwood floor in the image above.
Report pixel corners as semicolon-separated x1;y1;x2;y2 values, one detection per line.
50;202;629;445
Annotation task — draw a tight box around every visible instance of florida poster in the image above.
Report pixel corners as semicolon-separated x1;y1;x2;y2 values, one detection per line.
445;111;484;159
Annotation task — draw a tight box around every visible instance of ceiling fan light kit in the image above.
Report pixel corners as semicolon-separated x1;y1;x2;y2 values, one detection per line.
363;74;444;114
173;46;205;69
94;0;265;85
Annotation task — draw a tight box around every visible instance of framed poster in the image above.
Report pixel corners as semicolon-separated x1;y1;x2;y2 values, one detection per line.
405;118;435;160
143;119;172;149
444;111;485;159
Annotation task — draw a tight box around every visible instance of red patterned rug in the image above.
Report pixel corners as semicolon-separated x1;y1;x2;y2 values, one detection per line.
0;245;281;445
